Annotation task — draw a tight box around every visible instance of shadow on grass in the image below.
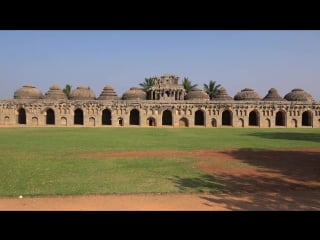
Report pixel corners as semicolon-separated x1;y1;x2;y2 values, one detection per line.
171;149;320;210
224;149;320;183
170;174;224;194
199;189;320;210
246;132;320;143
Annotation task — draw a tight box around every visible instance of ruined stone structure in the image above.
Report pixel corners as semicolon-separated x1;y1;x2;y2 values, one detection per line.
0;74;319;128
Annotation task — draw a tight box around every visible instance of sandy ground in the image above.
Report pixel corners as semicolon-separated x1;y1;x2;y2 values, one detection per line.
1;191;319;211
1;148;319;211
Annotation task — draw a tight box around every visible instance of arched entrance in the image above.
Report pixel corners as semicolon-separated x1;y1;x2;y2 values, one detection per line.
61;117;67;126
147;117;156;127
179;117;188;127
18;108;26;124
32;117;38;126
4;116;10;125
275;111;285;126
74;108;84;125
249;110;258;126
266;118;271;128
195;110;205;126
46;108;55;125
102;109;112;125
162;110;172;126
291;119;297;128
130;109;140;125
302;111;312;126
89;117;95;126
118;117;124;126
211;118;217;127
239;118;244;127
266;118;271;127
222;110;232;126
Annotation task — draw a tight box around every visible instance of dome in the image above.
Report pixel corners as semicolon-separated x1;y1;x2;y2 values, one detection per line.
263;88;285;101
69;86;96;100
234;88;261;101
213;87;233;100
185;87;210;100
98;85;119;100
49;84;61;90
14;85;43;99
284;88;314;102
44;84;67;100
122;87;146;100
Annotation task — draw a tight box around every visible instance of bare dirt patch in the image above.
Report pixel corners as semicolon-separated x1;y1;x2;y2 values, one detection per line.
1;148;319;210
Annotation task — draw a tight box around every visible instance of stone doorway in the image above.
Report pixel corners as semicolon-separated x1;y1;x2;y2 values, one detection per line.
18;108;26;124
179;118;188;127
147;117;156;127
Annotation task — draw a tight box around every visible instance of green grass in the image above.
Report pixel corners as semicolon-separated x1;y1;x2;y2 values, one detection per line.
0;128;319;196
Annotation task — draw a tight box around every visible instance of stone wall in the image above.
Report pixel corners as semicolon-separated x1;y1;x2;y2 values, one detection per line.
1;99;319;128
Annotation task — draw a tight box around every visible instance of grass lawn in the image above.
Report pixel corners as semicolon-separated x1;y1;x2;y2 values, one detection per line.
0;128;319;196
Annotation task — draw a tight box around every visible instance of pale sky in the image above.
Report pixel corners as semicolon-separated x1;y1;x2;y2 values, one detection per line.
0;30;319;101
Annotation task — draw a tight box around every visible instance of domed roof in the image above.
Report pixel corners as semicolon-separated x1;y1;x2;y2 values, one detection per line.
49;84;61;90
213;87;233;100
263;88;285;101
70;86;96;100
122;87;146;100
14;85;43;99
98;85;119;100
284;88;314;102
44;84;67;100
186;87;210;100
234;88;261;101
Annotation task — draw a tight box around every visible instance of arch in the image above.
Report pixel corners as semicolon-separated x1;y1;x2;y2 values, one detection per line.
266;118;271;128
46;108;55;125
61;117;67;126
102;109;112;125
239;118;244;127
211;118;217;127
291;119;297;128
4;116;9;125
194;110;205;126
118;117;124;126
130;109;140;125
302;111;312;126
249;110;259;126
32;117;38;126
74;108;84;125
147;117;156;127
18;108;26;124
275;111;286;126
162;110;172;126
179;117;188;127
89;117;95;126
222;110;232;126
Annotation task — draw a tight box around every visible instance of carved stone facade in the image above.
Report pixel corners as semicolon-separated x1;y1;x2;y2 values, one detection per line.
0;75;319;128
150;74;185;100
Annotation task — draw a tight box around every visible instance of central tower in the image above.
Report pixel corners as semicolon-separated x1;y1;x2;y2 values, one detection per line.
149;74;186;100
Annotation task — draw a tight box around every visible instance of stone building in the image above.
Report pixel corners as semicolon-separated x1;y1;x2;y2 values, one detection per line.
0;74;319;128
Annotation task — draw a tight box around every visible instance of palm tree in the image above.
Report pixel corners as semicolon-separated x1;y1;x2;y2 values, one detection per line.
63;84;72;98
139;77;155;99
182;77;197;94
203;80;221;99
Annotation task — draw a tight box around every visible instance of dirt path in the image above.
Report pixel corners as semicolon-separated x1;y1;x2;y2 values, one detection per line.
1;148;319;211
0;191;319;211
